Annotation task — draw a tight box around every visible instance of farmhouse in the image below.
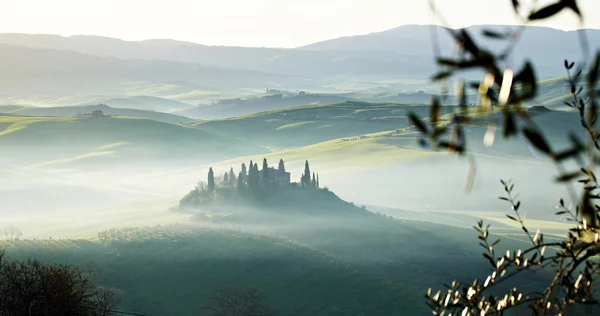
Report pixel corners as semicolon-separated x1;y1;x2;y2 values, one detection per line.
259;167;291;186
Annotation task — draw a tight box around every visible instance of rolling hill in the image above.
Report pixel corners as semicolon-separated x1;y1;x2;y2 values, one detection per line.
176;93;355;119
0;115;267;172
191;101;456;149
0;25;592;111
101;95;194;112
0;34;434;81
0;44;308;99
2;25;598;83
0;104;195;124
299;24;600;79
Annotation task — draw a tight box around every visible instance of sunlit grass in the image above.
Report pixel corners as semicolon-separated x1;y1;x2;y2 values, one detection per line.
0;116;76;136
276;121;315;130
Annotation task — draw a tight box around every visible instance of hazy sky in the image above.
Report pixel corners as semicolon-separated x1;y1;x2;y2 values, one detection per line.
1;0;598;47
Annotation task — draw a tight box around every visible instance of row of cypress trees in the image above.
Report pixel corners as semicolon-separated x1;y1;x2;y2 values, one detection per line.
205;158;320;192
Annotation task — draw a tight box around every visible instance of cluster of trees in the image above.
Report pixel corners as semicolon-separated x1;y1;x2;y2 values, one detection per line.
2;225;23;240
301;160;319;188
180;158;323;208
203;158;320;193
0;251;119;316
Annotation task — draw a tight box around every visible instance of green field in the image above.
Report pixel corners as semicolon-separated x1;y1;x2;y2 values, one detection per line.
1;213;551;316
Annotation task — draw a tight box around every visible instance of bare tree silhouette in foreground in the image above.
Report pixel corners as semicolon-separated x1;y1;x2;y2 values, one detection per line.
0;251;119;316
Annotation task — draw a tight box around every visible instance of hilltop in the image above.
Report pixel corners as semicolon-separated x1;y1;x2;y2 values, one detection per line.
176;158;374;223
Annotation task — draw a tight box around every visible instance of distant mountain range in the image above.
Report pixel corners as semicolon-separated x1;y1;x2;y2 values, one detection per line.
0;25;597;112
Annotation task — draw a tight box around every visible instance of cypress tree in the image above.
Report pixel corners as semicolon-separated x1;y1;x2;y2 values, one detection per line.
241;163;247;183
247;164;255;190
253;163;259;188
262;158;269;186
303;160;311;186
207;167;215;192
312;172;316;187
229;167;236;184
237;172;244;190
317;173;320;188
278;159;285;172
223;172;229;185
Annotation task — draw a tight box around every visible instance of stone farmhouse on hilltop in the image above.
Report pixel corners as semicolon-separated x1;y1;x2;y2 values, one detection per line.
258;167;291;186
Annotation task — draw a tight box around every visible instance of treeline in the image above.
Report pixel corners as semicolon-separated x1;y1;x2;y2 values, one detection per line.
200;158;320;193
179;158;322;209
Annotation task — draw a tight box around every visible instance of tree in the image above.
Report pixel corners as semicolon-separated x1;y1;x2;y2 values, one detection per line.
262;158;269;186
312;172;316;187
237;172;244;190
0;251;119;316
195;181;207;192
241;163;247;184
4;225;23;240
91;109;104;117
229;168;236;185
303;160;311;187
253;163;259;188
419;1;600;314
247;163;260;191
247;164;255;190
223;172;229;185
278;159;285;172
317;173;320;188
207;167;215;192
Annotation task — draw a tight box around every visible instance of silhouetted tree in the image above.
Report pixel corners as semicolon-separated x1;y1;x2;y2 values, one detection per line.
253;163;259;189
303;160;311;187
317;173;320;188
247;163;261;192
237;172;244;190
229;168;236;185
0;251;119;316
262;158;269;186
278;159;285;172
247;165;255;190
223;172;229;185
241;163;247;184
208;167;215;192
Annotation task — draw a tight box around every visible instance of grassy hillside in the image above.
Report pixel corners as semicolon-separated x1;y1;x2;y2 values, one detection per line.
0;115;266;171
0;216;550;316
192;101;456;149
0;104;195;124
102;95;193;112
177;93;354;119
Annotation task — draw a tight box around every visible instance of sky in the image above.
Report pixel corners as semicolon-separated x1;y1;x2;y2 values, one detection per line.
1;0;598;48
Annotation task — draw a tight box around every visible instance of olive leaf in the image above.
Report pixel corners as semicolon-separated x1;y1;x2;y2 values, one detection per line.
528;1;567;20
